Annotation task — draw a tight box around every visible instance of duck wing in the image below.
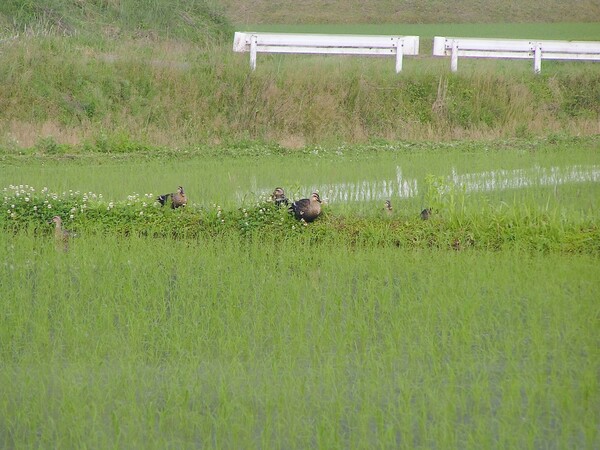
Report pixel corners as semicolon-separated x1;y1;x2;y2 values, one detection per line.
290;198;310;219
171;192;187;208
275;196;289;207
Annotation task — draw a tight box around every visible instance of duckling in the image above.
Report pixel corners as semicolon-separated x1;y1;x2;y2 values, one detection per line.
384;199;393;216
290;192;322;222
49;215;73;251
271;187;289;207
157;186;187;209
420;208;432;220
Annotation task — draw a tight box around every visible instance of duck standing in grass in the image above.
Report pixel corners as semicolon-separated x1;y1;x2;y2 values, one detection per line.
271;187;289;207
49;215;73;251
384;199;393;216
420;208;432;220
157;186;187;209
290;192;322;222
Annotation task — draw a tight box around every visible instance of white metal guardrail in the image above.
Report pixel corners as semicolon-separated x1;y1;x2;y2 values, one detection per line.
433;36;600;73
233;32;420;73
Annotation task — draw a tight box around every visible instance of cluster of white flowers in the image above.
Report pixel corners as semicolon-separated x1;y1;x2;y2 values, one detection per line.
3;185;37;219
2;185;108;221
3;184;36;199
124;192;158;209
3;186;301;230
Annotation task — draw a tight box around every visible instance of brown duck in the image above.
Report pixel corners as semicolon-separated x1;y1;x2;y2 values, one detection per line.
384;199;393;216
157;186;187;209
290;192;322;222
271;187;289;207
420;208;432;220
49;215;73;251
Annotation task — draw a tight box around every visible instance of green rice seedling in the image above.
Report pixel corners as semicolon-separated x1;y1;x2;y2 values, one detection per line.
0;231;598;448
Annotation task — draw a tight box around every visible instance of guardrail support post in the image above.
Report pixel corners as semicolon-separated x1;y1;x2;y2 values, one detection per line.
394;38;404;73
250;35;257;71
450;40;458;72
533;42;542;74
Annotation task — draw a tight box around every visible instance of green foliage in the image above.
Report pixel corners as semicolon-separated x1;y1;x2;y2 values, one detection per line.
35;136;69;155
84;131;152;153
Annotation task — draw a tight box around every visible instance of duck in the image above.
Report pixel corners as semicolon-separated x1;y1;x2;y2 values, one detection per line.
420;208;432;220
157;186;187;209
49;215;73;251
290;192;322;222
271;187;289;207
384;199;393;216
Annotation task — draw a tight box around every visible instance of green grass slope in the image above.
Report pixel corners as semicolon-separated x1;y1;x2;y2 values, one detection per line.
220;0;600;24
0;1;598;150
0;0;232;42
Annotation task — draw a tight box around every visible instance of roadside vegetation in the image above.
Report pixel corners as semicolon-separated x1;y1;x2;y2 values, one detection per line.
0;2;599;150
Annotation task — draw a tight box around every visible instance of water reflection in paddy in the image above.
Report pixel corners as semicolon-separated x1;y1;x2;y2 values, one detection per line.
245;164;600;203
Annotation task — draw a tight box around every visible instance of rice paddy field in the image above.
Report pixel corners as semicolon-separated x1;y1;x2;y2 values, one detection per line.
1;137;600;448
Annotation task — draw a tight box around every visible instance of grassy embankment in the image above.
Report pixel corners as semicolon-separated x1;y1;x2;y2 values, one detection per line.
220;0;600;24
0;2;599;150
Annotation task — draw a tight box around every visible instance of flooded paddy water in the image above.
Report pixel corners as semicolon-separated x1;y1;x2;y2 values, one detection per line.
249;164;600;203
1;139;599;215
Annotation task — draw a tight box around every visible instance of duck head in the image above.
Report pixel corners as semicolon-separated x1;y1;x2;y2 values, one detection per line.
49;215;62;225
271;187;285;200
